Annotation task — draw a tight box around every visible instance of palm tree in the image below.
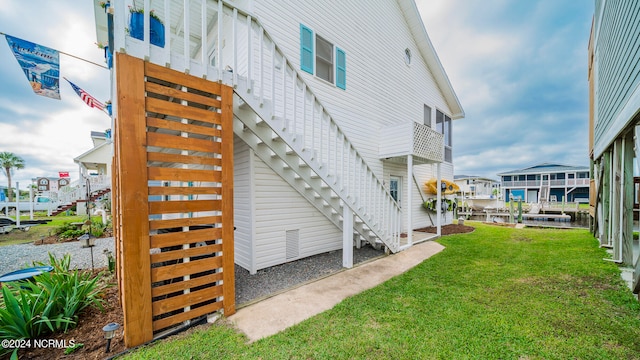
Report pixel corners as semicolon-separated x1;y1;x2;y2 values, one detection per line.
0;152;26;202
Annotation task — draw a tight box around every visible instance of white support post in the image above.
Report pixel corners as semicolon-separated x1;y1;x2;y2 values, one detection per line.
217;0;223;77
15;182;20;228
436;164;441;236
29;185;33;220
183;0;191;73
232;8;238;86
343;206;353;268
407;154;413;246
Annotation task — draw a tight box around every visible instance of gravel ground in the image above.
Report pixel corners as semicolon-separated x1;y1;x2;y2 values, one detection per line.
0;237;384;307
0;238;115;276
235;244;385;306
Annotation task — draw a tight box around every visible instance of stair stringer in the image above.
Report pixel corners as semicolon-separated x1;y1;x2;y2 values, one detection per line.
232;105;379;247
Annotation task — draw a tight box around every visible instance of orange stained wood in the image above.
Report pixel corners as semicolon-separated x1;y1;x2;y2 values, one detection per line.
145;81;222;108
148;185;222;196
151;256;223;282
146;117;222;137
152;285;223;315
152;272;224;298
150;227;222;248
153;301;223;332
147;132;223;153
148;215;223;230
145;61;222;94
150;243;223;264
146;97;222;124
220;83;235;316
115;52;153;347
148;199;222;215
147;151;222;166
114;53;234;347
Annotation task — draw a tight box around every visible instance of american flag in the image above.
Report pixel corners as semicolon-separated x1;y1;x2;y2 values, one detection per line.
64;78;105;110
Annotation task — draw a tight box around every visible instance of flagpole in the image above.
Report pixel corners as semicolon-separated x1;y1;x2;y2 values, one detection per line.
0;32;108;70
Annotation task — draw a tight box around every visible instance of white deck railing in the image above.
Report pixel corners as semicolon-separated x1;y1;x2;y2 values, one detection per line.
111;0;404;250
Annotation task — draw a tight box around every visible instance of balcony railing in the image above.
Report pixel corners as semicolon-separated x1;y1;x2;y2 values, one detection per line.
502;178;590;187
379;122;444;163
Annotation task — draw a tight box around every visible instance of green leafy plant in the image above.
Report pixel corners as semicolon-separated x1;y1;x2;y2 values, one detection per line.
64;342;84;354
0;254;107;342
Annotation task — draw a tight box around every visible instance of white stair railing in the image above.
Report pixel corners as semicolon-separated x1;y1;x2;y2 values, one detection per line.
114;0;403;251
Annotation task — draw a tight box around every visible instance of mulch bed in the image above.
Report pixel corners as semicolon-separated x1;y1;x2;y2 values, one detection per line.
7;270;124;360
414;223;475;235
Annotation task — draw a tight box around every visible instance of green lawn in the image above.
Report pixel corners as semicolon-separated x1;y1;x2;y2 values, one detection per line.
126;222;640;359
0;215;94;246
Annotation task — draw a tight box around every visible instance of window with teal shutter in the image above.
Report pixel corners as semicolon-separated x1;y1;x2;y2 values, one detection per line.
336;47;346;90
300;24;314;74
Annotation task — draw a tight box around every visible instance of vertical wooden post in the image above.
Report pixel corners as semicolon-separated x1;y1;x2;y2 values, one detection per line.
622;131;634;265
221;84;236;316
612;140;621;260
115;52;153;346
601;151;611;247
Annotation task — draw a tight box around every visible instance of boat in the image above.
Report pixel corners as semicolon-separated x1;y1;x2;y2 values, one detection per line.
424;179;459;195
464;196;504;211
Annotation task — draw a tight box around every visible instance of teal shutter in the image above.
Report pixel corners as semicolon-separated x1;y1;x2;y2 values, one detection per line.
300;24;314;74
336;47;346;90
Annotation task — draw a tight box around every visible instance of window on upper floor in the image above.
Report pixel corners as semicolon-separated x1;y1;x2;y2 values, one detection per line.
300;24;346;90
436;109;452;162
424;105;432;127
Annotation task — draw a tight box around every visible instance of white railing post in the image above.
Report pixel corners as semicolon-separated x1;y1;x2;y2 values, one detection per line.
343;206;353;268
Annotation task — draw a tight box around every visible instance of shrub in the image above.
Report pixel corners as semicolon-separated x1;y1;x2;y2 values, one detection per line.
0;254;107;343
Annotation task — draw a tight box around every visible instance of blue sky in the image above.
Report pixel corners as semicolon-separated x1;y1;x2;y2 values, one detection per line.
0;0;594;190
417;0;594;179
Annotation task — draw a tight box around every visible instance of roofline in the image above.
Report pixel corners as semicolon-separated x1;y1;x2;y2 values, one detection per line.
73;141;111;162
496;162;590;176
398;0;465;119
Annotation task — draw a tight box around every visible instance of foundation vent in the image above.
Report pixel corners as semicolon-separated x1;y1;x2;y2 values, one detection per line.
286;229;300;260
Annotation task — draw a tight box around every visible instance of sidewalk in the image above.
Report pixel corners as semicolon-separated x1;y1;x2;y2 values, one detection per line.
228;240;445;342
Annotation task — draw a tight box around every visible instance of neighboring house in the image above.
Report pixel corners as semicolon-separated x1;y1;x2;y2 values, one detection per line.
497;163;589;203
454;175;500;197
589;2;640;293
93;0;464;345
46;130;113;216
74;130;112;179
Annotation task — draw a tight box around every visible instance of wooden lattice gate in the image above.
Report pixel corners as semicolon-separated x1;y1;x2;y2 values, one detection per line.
112;53;235;347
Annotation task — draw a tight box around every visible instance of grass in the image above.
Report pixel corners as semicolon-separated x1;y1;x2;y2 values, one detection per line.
0;215;95;246
124;222;640;359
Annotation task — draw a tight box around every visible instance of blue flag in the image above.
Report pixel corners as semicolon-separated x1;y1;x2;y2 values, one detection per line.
4;34;61;100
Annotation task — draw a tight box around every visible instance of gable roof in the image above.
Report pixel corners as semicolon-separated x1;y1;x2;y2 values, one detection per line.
397;0;465;119
497;163;590;176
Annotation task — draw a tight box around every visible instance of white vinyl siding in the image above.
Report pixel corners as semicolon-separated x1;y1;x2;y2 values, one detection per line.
252;155;342;271
254;0;453;181
233;135;255;273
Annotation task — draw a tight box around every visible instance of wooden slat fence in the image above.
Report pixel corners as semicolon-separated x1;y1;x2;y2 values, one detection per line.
113;53;234;347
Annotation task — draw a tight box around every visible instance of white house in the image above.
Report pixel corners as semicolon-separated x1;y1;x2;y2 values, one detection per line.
93;0;464;344
97;0;464;270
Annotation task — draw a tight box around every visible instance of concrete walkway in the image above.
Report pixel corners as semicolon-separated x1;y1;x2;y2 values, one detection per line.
228;240;445;342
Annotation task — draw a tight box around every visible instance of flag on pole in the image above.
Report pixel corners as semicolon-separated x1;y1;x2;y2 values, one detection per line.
4;34;61;100
64;78;105;110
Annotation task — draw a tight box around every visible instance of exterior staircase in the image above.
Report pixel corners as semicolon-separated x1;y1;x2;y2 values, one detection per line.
51;188;111;216
110;0;449;252
227;14;403;251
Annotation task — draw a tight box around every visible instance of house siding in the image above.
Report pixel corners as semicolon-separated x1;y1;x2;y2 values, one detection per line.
593;0;640;157
233;135;255;273
252;155;342;271
251;0;453;179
